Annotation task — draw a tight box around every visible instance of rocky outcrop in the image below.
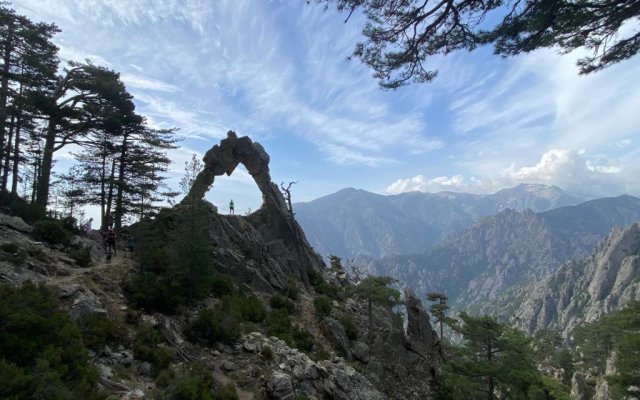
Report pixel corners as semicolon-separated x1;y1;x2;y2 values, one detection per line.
143;132;324;292
183;130;288;216
512;223;640;336
238;332;386;400
341;292;441;399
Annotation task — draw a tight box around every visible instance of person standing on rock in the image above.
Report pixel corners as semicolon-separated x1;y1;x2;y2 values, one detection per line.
229;199;235;215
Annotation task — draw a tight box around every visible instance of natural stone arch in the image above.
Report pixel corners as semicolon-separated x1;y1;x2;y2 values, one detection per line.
182;130;288;215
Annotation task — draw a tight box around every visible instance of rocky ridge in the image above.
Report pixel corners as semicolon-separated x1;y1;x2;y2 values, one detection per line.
510;222;640;336
360;195;640;314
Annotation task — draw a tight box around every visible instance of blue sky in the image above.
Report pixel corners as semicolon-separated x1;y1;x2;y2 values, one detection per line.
12;0;640;216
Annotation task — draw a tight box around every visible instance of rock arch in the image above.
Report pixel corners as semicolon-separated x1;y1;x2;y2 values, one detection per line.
182;130;288;215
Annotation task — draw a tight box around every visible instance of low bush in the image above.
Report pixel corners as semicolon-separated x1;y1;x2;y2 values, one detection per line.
133;323;174;374
338;314;359;341
0;242;18;253
78;314;128;351
210;274;236;297
70;245;92;267
266;308;293;345
270;293;296;314
33;219;72;245
3;195;44;223
261;345;274;361
292;327;315;352
281;279;299;300
0;282;99;399
154;363;239;400
313;295;332;318
186;309;241;346
234;294;267;323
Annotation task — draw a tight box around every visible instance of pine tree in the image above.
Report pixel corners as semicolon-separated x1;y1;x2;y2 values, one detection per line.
350;275;400;343
437;312;542;400
317;0;640;88
426;292;453;341
0;6;58;198
35;62;132;214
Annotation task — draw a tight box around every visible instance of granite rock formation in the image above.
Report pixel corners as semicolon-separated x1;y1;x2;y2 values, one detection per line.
183;130;288;215
169;131;324;291
511;222;640;337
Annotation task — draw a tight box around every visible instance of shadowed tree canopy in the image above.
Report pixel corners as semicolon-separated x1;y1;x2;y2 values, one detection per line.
316;0;640;88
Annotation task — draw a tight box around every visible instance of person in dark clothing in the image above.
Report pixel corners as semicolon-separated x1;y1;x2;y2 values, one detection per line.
105;212;114;229
229;199;235;215
106;229;117;256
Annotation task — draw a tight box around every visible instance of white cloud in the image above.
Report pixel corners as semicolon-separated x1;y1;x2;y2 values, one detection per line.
386;174;472;194
120;74;181;93
386;149;640;197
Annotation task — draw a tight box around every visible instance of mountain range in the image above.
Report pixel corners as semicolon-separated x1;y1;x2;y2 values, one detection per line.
295;184;586;259
355;195;640;313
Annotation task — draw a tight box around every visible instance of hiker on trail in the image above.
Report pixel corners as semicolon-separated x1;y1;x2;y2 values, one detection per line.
106;228;117;256
229;199;235;215
105;212;114;229
126;236;135;254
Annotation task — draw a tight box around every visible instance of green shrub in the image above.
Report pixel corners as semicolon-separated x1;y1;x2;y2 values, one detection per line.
61;215;81;235
237;294;267;323
266;308;293;345
313;295;332;318
33;219;72;245
338;314;359;341
154;363;239;400
210;274;236;297
307;268;328;293
186;309;241;345
270;293;296;314
27;247;48;262
310;343;331;362
123;270;186;314
78;314;128;351
0;242;18;253
281;279;299;300
0;282;99;399
70;245;92;267
292;327;315;352
133;323;174;374
261;345;274;361
5;195;44;223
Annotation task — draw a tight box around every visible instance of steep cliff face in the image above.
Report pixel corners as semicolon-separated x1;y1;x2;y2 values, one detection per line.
511;223;640;336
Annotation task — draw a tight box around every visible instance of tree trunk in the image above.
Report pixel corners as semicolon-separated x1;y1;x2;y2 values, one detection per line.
100;151;107;228
114;135;128;231
6;81;23;193
368;298;373;346
10;110;21;197
105;157;116;226
35;119;56;214
2;113;14;192
0;21;14;167
487;340;494;400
